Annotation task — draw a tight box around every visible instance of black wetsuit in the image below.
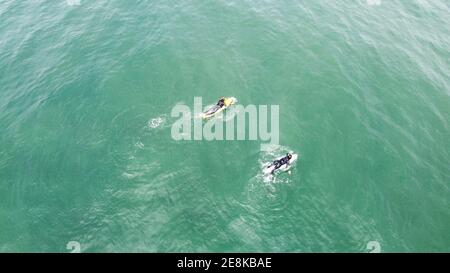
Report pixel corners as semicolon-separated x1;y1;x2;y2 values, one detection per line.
272;155;291;172
205;99;226;115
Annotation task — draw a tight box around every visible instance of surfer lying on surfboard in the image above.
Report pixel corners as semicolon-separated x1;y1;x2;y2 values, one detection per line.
264;153;295;175
201;97;236;119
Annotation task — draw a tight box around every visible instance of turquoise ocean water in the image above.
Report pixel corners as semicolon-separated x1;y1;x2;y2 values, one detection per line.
0;0;449;252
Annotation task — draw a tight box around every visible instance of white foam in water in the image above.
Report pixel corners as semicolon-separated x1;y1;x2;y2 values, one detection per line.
260;143;282;153
135;140;144;149
366;0;381;6
147;116;165;129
